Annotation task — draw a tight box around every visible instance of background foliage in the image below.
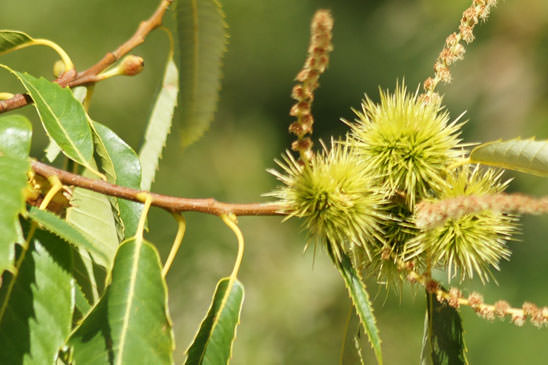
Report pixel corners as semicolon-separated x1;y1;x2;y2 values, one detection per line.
2;0;548;363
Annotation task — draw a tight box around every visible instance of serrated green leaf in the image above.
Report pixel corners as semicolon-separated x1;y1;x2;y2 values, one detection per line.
0;116;31;277
24;211;98;312
335;252;383;365
0;116;31;276
0;30;33;55
176;0;227;147
0;232;74;365
420;290;468;365
28;207;110;270
0;114;32;158
185;278;244;365
93;121;143;238
0;66;94;168
69;239;174;365
470;138;548;176
43;87;88;163
66;169;119;269
139;57;178;190
0;155;30;276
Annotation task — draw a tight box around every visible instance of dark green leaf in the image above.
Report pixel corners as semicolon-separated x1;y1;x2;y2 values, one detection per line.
185;278;244;365
139;57;178;190
0;66;94;168
0;155;29;276
420;290;468;365
0;30;33;55
335;252;383;365
0;114;32;158
0;232;74;364
93;121;142;238
176;0;227;147
470;138;548;176
69;239;174;365
68;299;111;365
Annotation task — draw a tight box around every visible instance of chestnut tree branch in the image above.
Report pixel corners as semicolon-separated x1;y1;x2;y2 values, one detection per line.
0;0;173;114
32;160;286;217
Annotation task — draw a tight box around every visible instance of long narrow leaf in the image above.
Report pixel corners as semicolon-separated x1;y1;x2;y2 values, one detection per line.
335;252;383;365
176;0;227;147
23;215;97;312
66;169;119;269
0;156;30;276
28;207;109;270
69;239;174;365
0;66;94;168
0;30;33;55
0;232;74;364
470;138;548;176
139;57;178;190
420;290;468;365
0;115;31;276
93;121;142;238
185;278;244;365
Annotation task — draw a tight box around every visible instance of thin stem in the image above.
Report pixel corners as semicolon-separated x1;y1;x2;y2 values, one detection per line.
78;0;173;79
0;0;173;114
162;213;186;277
39;175;63;210
136;193;153;241
221;214;245;280
339;302;354;365
31;160;286;217
31;39;74;70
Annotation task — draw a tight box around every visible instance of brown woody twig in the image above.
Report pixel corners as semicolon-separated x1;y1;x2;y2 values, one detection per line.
0;0;173;114
32;160;285;217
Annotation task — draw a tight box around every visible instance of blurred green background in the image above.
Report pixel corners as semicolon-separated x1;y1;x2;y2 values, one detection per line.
3;0;548;363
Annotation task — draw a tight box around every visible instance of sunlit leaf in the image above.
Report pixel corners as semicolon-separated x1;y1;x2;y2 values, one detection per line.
66;169;119;269
139;57;178;190
0;66;94;168
176;0;227;147
28;207;109;270
0;30;33;55
0;115;30;277
0;156;29;276
43;86;88;164
69;239;174;365
185;278;244;365
0;231;74;364
335;252;383;365
470;138;548;176
421;290;468;365
93;121;142;238
0;114;32;158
